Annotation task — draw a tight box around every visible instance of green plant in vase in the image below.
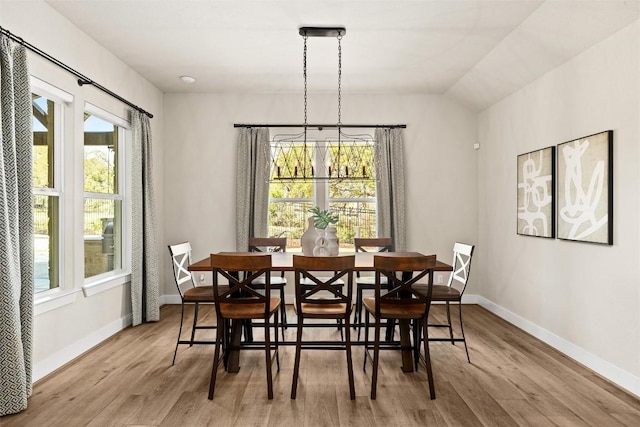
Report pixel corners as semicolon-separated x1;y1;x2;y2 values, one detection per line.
309;206;339;230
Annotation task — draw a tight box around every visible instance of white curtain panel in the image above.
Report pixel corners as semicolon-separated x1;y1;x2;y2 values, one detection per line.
375;128;406;251
0;34;34;416
235;127;270;251
131;111;160;326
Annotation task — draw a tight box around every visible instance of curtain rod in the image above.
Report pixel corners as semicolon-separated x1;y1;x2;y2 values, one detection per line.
0;26;153;119
234;124;406;129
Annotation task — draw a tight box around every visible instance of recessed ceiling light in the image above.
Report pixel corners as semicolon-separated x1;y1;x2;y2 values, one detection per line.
180;75;196;84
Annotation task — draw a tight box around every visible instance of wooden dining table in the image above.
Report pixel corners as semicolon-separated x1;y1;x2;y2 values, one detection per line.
189;251;452;373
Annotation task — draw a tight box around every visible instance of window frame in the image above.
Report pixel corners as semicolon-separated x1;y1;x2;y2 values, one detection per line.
268;138;378;248
82;102;132;293
31;78;69;296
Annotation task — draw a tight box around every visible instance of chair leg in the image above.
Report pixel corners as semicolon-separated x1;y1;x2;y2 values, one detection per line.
190;303;200;346
458;301;471;363
422;317;436;400
274;311;280;372
371;318;381;400
363;310;370;371
208;319;224;400
344;315;356;400
280;287;287;340
354;286;362;329
446;302;454;345
172;302;186;365
291;317;304;399
265;314;274;400
413;318;420;372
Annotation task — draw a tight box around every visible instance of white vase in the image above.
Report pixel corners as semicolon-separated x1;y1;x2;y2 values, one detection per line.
301;217;317;256
313;229;330;256
325;225;339;256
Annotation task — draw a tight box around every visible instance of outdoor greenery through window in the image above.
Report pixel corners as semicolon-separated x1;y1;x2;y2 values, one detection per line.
33;93;61;293
84;113;123;278
268;138;377;250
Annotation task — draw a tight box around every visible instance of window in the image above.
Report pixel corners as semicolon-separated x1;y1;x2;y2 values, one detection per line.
83;108;127;279
32;92;63;293
268;137;377;250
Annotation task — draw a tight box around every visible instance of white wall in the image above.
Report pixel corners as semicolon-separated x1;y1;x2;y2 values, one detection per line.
162;92;478;296
0;1;164;380
477;20;640;395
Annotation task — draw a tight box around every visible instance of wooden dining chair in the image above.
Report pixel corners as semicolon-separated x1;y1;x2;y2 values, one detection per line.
208;253;281;400
291;255;356;400
248;237;288;340
168;242;217;365
353;237;393;340
415;242;475;363
363;253;436;400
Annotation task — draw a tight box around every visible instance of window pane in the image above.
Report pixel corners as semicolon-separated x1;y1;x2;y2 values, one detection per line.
329;202;376;246
32;95;54;188
269;181;313;199
34;195;59;292
329;179;375;199
268;201;313;250
84;198;122;278
84;114;118;194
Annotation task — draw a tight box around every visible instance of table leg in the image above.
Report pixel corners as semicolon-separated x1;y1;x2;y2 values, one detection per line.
399;319;414;372
227;319;243;373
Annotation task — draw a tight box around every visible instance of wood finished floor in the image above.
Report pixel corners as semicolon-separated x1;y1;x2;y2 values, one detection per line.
4;304;640;427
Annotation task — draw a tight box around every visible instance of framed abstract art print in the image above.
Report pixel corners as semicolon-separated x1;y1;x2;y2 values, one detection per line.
556;130;613;245
517;146;555;238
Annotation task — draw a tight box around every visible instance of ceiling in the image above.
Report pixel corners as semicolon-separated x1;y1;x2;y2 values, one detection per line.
46;0;639;111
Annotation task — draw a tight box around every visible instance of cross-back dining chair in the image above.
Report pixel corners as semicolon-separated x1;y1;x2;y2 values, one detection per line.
208;253;280;400
291;255;356;400
248;237;288;340
363;253;437;400
353;237;393;340
168;242;217;365
415;242;475;363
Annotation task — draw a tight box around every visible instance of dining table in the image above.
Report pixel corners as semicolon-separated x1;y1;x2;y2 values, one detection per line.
189;251;452;373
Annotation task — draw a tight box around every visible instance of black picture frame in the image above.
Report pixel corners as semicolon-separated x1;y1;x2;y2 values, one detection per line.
556;130;613;245
517;146;555;238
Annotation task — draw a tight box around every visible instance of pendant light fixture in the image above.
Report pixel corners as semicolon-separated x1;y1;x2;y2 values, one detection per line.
269;27;377;182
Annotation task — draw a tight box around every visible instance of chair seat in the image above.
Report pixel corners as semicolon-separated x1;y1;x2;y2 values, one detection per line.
183;285;215;302
219;297;281;319
363;297;426;319
295;301;350;316
413;283;461;301
251;276;287;287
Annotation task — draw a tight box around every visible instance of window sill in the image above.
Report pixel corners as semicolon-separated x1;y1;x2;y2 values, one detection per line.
34;289;82;316
82;273;131;297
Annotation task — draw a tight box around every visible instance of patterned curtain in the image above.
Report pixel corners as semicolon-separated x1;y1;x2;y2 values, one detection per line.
131;111;159;326
375;128;406;251
0;34;33;416
235;127;270;251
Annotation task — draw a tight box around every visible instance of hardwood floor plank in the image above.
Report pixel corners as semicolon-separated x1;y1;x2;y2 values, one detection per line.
3;304;639;427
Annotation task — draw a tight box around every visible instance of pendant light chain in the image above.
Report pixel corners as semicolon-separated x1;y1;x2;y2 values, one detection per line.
303;33;308;128
337;31;342;126
303;33;308;178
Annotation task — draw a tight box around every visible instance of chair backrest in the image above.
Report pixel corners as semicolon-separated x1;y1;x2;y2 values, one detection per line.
210;253;272;315
373;253;437;314
293;255;355;308
447;242;474;295
354;237;393;253
168;242;196;298
248;237;287;253
354;237;393;278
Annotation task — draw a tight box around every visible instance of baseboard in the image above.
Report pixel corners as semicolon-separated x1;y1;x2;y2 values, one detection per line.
161;294;182;305
475;295;640;398
33;313;132;383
